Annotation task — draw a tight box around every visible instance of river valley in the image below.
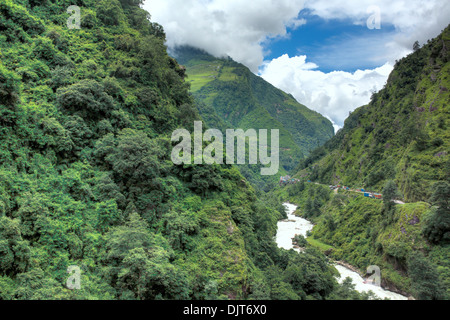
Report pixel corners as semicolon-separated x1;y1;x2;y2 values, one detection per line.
276;203;409;300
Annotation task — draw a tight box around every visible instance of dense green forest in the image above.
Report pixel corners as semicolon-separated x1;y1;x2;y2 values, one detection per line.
0;0;366;300
294;26;449;202
173;46;335;190
277;26;450;299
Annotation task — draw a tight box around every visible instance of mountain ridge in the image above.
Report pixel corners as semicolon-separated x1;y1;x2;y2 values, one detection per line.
172;46;334;189
278;25;450;299
174;46;334;154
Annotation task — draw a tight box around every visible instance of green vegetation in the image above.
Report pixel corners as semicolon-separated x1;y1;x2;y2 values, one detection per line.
277;26;450;299
278;180;448;298
295;26;450;203
174;46;334;190
408;251;445;300
422;181;450;245
0;0;361;301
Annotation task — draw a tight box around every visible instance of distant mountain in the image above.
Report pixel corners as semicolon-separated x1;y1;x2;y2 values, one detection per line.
173;46;335;189
294;25;450;202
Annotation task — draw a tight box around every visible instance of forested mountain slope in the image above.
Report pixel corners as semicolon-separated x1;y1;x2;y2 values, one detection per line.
173;46;334;189
279;26;450;299
0;0;360;301
295;26;450;202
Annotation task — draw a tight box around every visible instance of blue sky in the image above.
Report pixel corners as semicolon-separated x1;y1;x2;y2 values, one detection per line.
263;11;397;73
144;0;450;128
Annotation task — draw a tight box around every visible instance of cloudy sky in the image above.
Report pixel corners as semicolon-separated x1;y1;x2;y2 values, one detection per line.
143;0;450;130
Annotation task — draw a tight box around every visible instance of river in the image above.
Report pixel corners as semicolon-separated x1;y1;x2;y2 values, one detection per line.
276;203;409;300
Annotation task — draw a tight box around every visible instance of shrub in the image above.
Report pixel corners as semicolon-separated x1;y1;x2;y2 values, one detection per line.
407;251;445;300
96;0;124;26
56;79;116;117
0;64;21;106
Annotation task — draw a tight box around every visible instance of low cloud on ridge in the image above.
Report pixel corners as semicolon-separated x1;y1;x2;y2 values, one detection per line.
144;0;450;128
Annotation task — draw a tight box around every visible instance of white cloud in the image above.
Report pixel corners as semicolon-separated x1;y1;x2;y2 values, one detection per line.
143;0;449;128
259;54;393;127
305;0;450;61
144;0;307;72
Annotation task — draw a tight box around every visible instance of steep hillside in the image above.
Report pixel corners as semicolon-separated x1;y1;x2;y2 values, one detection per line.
0;0;360;301
173;46;334;188
295;26;450;202
279;26;450;299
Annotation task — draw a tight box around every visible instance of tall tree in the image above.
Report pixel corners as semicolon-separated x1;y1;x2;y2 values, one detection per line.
382;180;401;221
422;182;450;244
407;252;445;300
